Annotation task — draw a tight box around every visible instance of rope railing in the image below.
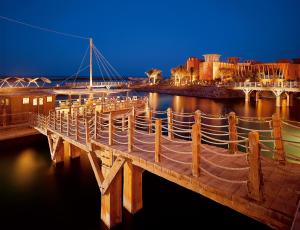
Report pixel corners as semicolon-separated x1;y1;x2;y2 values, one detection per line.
236;126;272;133
200;155;249;171
132;144;155;153
201;144;246;157
161;135;192;144
161;144;191;155
200;166;248;184
282;121;300;129
112;138;127;145
160;153;191;165
133;136;155;144
201;123;229;128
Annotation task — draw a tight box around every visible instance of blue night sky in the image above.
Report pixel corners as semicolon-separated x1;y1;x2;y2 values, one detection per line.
0;0;299;78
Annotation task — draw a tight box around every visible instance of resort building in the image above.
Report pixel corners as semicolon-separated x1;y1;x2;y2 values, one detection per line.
173;54;300;86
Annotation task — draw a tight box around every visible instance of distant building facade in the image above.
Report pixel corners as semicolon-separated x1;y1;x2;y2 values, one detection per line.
173;54;300;85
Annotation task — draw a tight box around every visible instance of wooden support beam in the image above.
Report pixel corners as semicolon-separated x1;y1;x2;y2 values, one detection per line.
155;119;162;163
47;134;64;164
192;123;201;177
101;167;122;228
123;161;143;214
228;112;238;154
167;107;174;140
247;131;264;202
128;115;134;152
101;156;126;194
87;151;104;189
272;113;285;164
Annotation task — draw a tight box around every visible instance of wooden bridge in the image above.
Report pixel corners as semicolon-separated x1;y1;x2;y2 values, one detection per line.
29;103;300;229
227;81;300;106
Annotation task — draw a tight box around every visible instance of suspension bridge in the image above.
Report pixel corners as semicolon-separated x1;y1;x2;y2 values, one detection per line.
25;100;300;229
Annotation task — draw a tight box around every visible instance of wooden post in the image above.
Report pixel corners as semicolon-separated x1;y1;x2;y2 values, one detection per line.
85;117;90;144
123;162;143;214
128;115;134;152
54;110;57;130
148;109;153;134
247;131;264;202
67;113;70;136
59;112;63;133
167;107;174;140
94;111;98;140
121;115;125;132
192;123;201;177
228;112;238;154
194;110;201;124
109;112;113;146
272;113;285;163
75;112;79;141
155;119;162;163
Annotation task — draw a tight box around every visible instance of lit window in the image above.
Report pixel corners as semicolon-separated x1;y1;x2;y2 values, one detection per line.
33;98;37;106
23;97;30;104
5;98;9;105
39;98;44;105
47;96;52;102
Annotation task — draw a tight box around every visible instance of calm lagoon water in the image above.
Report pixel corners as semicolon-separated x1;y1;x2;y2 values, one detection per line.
2;93;296;230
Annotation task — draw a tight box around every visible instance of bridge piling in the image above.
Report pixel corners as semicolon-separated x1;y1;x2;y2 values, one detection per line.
155;119;162;163
101;168;123;229
272;113;285;163
228;112;238;154
247;131;264;202
123;161;143;214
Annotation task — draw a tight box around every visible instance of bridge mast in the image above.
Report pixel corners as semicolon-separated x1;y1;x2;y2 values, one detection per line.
89;37;93;88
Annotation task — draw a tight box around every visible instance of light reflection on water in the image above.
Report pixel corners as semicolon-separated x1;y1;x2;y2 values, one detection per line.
147;92;300;159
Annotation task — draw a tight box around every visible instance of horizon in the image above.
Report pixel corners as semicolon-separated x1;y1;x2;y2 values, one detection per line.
1;0;300;78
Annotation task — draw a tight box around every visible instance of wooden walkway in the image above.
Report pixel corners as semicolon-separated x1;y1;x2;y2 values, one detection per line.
31;109;300;229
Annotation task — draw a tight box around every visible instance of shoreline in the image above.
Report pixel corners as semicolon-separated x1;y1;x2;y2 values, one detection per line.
131;85;244;99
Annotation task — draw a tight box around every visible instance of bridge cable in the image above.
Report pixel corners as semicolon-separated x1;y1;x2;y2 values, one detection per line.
0;15;89;40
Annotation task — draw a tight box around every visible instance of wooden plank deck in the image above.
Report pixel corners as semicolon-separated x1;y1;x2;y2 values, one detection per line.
90;129;300;229
34;120;300;229
0;126;40;141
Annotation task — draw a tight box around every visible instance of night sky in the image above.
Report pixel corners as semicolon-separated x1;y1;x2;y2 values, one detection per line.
0;0;299;78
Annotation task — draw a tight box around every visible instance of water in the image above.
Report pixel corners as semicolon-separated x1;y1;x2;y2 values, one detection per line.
2;93;298;230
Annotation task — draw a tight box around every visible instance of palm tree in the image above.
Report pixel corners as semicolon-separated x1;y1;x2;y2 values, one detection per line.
145;69;162;85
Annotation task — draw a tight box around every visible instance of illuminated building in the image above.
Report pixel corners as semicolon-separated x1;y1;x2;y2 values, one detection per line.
173;54;300;85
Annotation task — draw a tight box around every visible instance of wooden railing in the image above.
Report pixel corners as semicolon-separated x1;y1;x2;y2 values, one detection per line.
31;107;300;202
